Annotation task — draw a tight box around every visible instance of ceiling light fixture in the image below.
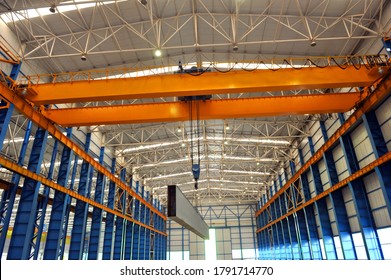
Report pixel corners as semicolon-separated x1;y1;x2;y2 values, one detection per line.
154;49;162;57
310;40;317;47
140;0;147;5
49;4;56;13
81;53;87;61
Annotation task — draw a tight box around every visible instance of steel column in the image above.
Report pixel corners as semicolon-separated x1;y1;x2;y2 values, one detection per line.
303;207;322;259
296;209;313;259
308;136;337;259
124;178;134;260
276;197;288;259
44;128;74;260
144;191;151;260
132;182;141;259
68;132;92;260
0;120;32;257
102;158;116;259
363;109;391;219
0;102;13;151
32;140;59;259
0;63;20;150
139;186;146;260
87;147;106;259
318;121;356;260
113;168;127;260
314;200;337;259
7;128;48;259
340;124;383;259
298;168;322;259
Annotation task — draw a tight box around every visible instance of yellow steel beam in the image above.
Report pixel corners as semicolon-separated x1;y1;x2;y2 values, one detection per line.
0;155;167;236
25;66;387;105
42;92;363;127
0;82;166;221
255;74;391;218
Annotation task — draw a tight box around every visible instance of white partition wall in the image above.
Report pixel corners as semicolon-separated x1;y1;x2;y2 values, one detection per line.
167;204;257;260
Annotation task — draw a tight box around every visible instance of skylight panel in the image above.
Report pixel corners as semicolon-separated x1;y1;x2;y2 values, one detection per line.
0;1;122;24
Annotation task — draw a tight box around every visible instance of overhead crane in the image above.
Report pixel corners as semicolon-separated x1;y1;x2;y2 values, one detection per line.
21;64;388;105
10;54;390;127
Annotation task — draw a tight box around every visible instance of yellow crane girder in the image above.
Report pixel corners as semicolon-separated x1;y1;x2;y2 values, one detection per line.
42;92;363;126
24;66;386;105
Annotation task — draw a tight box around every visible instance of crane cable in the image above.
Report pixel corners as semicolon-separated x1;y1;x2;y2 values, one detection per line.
189;99;201;189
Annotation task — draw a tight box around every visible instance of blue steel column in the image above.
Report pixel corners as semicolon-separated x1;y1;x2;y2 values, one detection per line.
124;179;134;260
0;102;14;150
43;128;74;260
156;201;165;260
88;147;106;259
276;195;288;259
145;191;151;259
283;169;303;259
277;173;293;259
155;200;163;260
289;162;310;259
139;186;146;259
297;148;322;259
0;120;32;256
307;137;337;259
341;116;383;259
152;199;157;260
32;140;59;259
7;127;48;259
159;201;165;260
102;158;116;259
132;182;141;259
113;168;127;260
162;205;167;259
318;122;356;259
270;199;280;259
363;110;391;221
0;61;21;149
68;133;92;260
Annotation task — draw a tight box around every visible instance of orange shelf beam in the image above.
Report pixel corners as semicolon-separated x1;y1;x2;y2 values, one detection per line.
25;66;387;105
43;92;363;127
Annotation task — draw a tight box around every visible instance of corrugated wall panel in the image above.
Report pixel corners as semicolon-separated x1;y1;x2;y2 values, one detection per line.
307;171;316;198
351;123;376;168
333;145;349;181
301;140;312;163
375;96;391;151
362;173;391;228
318;159;331;191
325;117;341;139
348;216;360;233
